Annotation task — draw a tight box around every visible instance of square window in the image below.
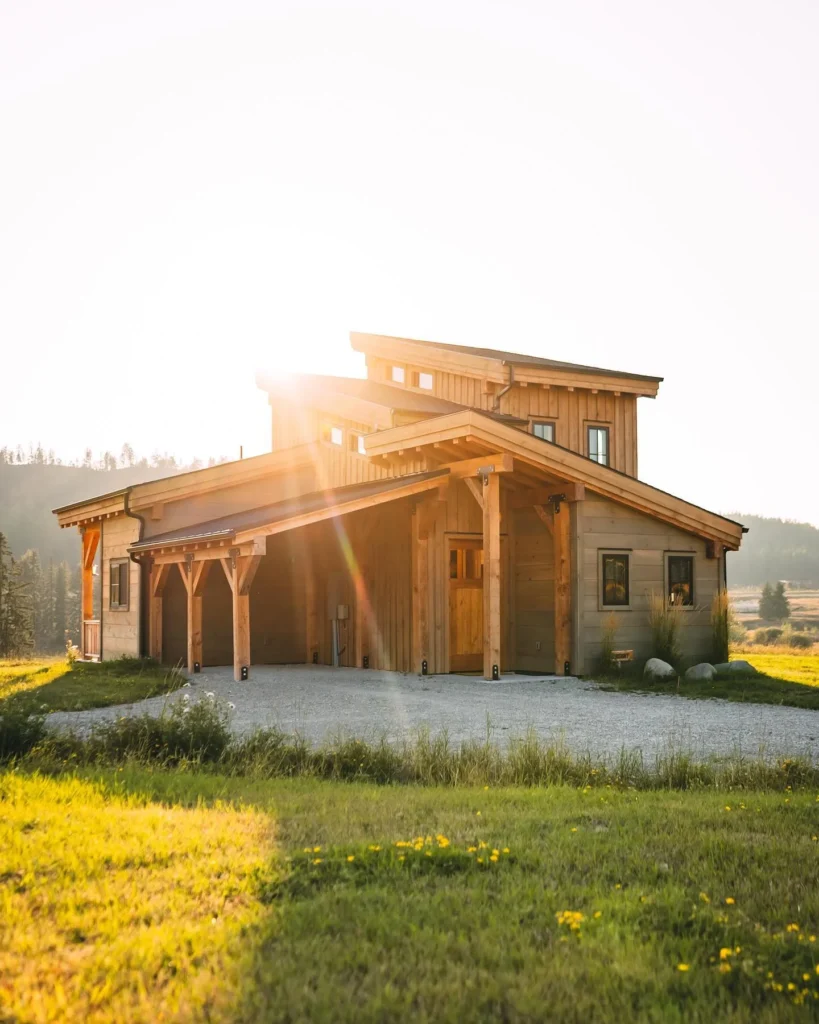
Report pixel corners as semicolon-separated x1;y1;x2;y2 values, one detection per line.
601;553;629;607
391;366;405;384
668;555;694;606
329;426;343;446
349;433;367;455
588;426;609;466
417;371;433;390
532;421;555;443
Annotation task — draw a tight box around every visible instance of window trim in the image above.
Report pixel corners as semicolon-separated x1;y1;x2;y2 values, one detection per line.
390;364;406;385
586;423;611;466
598;549;632;611
109;558;130;612
531;420;556;443
321;422;344;447
664;551;696;609
349;431;368;456
411;370;434;391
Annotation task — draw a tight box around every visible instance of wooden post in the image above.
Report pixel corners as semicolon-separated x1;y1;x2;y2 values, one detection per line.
553;501;572;675
79;528;100;659
222;550;262;682
179;558;211;673
412;504;431;674
149;562;170;663
482;471;501;680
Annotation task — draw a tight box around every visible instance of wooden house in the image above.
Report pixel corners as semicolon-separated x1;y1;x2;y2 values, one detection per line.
54;332;745;681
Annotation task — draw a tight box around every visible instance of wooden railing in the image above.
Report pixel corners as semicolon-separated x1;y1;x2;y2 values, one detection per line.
83;619;101;660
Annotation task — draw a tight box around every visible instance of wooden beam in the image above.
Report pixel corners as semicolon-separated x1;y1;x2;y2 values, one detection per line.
507;483;586;509
482;472;501;680
445;453;514;478
411;507;430;673
185;561;211;673
149;563;171;662
238;553;262;595
464;477;484;509
553;502;572;675
533;505;553;536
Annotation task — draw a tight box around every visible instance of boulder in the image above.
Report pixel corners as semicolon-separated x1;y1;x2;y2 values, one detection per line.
644;658;677;681
714;661;757;676
684;663;716;682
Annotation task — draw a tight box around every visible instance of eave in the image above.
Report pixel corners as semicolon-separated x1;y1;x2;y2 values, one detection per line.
362;409;745;550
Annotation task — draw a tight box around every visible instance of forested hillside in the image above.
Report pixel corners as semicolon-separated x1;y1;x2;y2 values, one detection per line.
727;514;819;587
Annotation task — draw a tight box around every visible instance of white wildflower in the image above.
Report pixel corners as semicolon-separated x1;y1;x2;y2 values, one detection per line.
205;691;215;699
227;702;236;710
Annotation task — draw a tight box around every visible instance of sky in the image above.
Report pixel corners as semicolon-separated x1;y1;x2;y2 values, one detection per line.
1;1;817;525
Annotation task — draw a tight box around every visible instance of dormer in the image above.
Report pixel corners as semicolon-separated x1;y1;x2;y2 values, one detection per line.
351;332;662;478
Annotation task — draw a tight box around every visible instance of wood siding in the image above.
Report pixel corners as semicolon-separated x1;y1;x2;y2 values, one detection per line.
578;494;719;672
513;506;555;672
367;356;639;476
100;515;141;660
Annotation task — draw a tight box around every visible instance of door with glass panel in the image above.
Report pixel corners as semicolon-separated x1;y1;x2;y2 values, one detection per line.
449;540;484;672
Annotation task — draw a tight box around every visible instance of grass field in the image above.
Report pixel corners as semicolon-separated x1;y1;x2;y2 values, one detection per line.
607;650;819;710
2;768;819;1023
0;657;184;712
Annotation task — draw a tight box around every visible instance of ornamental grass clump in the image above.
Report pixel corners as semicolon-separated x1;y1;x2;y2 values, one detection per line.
647;590;686;665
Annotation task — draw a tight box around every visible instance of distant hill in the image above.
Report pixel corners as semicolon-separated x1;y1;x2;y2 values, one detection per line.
727;514;819;587
0;463;176;564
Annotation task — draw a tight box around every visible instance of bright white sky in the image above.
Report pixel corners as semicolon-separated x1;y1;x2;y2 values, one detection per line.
1;1;817;525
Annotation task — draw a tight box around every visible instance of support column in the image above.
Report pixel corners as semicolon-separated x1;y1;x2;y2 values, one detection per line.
222;547;262;682
411;504;431;674
482;471;501;680
553;500;572;675
80;527;100;659
148;562;170;662
178;557;211;673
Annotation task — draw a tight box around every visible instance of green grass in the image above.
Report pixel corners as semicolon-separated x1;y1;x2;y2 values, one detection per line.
0;657;185;712
3;768;819;1022
602;650;819;710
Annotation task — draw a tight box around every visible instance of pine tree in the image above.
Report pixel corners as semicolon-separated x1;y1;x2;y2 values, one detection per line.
43;559;55;652
53;562;68;651
19;550;48;652
0;534;34;656
759;581;791;623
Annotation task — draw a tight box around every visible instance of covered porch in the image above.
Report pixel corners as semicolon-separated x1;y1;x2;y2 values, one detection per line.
128;456;582;683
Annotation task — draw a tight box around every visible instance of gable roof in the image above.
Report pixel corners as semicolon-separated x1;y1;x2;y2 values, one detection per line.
361;407;745;550
351;332;663;394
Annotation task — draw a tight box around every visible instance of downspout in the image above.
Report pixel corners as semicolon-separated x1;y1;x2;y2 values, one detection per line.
493;361;515;412
124;488;149;658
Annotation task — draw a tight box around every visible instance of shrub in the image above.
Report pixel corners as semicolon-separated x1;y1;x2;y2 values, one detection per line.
753;626;783;646
0;704;46;760
788;632;815;649
647;591;685;664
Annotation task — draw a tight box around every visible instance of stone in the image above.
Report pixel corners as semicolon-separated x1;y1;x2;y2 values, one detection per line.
684;663;717;682
644;658;677;681
714;661;757;676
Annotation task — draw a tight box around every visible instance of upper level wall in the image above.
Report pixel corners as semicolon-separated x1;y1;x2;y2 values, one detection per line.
100;514;141;660
365;356;639;477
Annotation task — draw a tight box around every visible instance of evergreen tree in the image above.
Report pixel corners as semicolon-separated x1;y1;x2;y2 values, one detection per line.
0;533;34;656
53;562;68;650
67;562;82;646
43;559;55;652
759;581;791;622
19;549;48;651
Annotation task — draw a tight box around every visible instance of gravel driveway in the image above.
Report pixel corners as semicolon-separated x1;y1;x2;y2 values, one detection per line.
46;665;819;761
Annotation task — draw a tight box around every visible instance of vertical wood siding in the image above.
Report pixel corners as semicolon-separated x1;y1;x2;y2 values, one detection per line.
100;515;141;660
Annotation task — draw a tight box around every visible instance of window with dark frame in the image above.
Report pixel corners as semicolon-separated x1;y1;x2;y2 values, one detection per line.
109;559;130;611
588;426;609;465
532;421;555;443
668;555;694;606
601;553;629;606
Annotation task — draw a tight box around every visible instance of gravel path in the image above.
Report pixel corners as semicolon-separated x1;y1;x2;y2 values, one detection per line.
46;665;819;761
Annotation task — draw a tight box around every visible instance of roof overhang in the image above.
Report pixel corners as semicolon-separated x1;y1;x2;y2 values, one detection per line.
363;410;745;550
128;470;449;561
351;332;662;397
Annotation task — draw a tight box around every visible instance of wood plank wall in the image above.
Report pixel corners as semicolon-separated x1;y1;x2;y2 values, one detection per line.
367;357;639;476
579;494;718;670
512;507;555;673
100;515;141;659
270;408;391;486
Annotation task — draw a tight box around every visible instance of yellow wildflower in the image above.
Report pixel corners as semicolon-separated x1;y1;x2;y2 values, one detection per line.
476;811;482;816
490;854;499;862
677;964;690;972
725;897;735;905
312;858;322;865
725;806;731;812
368;845;381;852
467;846;477;853
699;892;710;903
719;948;733;961
398;855;405;861
491;849;499;856
502;847;510;854
804;974;811;982
347;855;355;862
787;923;800;933
718;963;731;974
570;827;578;833
313;846;321;853
593;911;602;919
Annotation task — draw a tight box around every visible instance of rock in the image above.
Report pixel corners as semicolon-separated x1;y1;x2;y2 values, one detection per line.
714;661;757;676
644;658;677;681
684;663;716;682
727;660;757;675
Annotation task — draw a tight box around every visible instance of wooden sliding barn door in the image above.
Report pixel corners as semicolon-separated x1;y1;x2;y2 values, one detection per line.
448;539;484;672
